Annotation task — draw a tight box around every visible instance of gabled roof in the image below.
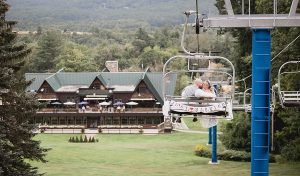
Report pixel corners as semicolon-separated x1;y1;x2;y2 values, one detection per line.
56;72;98;86
25;72;177;99
99;72;143;87
25;73;53;91
45;73;61;91
144;72;177;104
96;74;107;86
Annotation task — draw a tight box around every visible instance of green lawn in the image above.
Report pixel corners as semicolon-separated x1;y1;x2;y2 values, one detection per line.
32;133;300;176
182;117;227;131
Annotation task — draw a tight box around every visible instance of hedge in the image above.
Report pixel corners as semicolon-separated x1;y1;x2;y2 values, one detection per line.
195;144;276;162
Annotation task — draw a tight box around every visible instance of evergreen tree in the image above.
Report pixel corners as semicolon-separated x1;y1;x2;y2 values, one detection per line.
32;31;62;72
132;28;153;53
56;42;97;72
0;1;48;175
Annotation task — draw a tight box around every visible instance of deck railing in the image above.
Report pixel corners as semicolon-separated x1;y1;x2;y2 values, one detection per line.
38;107;162;113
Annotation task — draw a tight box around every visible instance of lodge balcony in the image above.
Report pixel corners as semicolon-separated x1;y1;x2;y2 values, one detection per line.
34;106;164;130
37;107;162;114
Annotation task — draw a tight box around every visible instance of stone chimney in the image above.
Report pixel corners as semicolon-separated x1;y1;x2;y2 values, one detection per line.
105;61;118;72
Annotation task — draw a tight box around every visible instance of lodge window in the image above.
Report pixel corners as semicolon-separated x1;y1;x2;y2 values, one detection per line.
113;117;120;125
105;117;113;125
100;117;105;125
137;117;144;124
139;86;147;93
121;117;128;125
36;117;43;124
145;117;153;124
153;117;161;124
83;117;87;125
43;117;51;125
67;97;75;102
51;117;58;125
129;117;136;125
60;117;66;125
40;87;50;93
93;83;101;89
76;117;82;125
67;117;75;125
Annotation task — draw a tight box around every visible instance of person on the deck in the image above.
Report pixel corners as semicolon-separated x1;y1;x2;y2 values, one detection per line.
181;78;203;98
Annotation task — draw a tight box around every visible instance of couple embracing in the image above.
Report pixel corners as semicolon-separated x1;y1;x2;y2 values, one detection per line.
181;78;216;98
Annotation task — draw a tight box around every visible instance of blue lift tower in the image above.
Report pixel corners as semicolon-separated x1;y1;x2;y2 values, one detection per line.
199;0;300;175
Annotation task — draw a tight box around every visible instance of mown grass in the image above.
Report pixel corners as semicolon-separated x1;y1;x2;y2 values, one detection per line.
31;133;300;176
182;117;228;131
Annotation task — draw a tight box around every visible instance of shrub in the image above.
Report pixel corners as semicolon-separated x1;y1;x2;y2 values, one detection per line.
281;138;300;161
84;135;88;142
194;144;211;158
195;146;276;163
69;136;98;143
75;136;79;143
218;150;250;162
219;112;251;152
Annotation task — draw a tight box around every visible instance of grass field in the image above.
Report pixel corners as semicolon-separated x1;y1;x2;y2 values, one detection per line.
31;133;300;176
182;117;227;131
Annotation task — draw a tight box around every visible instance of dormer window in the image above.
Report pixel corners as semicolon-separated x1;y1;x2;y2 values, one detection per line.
93;83;101;89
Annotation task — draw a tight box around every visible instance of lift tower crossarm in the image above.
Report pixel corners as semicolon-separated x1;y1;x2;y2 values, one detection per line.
202;0;300;28
203;14;300;28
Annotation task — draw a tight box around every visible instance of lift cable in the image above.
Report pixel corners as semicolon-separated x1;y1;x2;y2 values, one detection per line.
195;0;200;53
235;33;300;83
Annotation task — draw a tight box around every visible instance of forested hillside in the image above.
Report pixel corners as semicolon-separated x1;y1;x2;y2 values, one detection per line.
7;0;217;31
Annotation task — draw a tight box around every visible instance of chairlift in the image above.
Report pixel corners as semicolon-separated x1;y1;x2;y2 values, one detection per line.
162;8;236;120
232;88;252;112
277;60;300;108
162;54;235;120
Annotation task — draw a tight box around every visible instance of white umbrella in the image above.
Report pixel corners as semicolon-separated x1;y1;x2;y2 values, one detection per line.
99;101;111;106
126;101;138;106
126;101;138;111
64;102;76;105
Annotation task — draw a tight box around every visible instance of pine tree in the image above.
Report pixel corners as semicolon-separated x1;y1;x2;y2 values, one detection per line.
32;31;62;72
0;1;48;175
84;135;88;143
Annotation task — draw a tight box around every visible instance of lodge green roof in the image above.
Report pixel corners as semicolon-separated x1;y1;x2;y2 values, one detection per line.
25;73;53;91
25;71;177;104
99;72;143;87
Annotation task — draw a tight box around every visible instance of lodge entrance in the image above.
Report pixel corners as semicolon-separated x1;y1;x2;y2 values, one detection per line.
87;117;98;128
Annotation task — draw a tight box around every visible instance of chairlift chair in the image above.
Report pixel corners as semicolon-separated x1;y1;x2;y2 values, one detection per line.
277;60;300;108
162;54;235;120
232;88;252;112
